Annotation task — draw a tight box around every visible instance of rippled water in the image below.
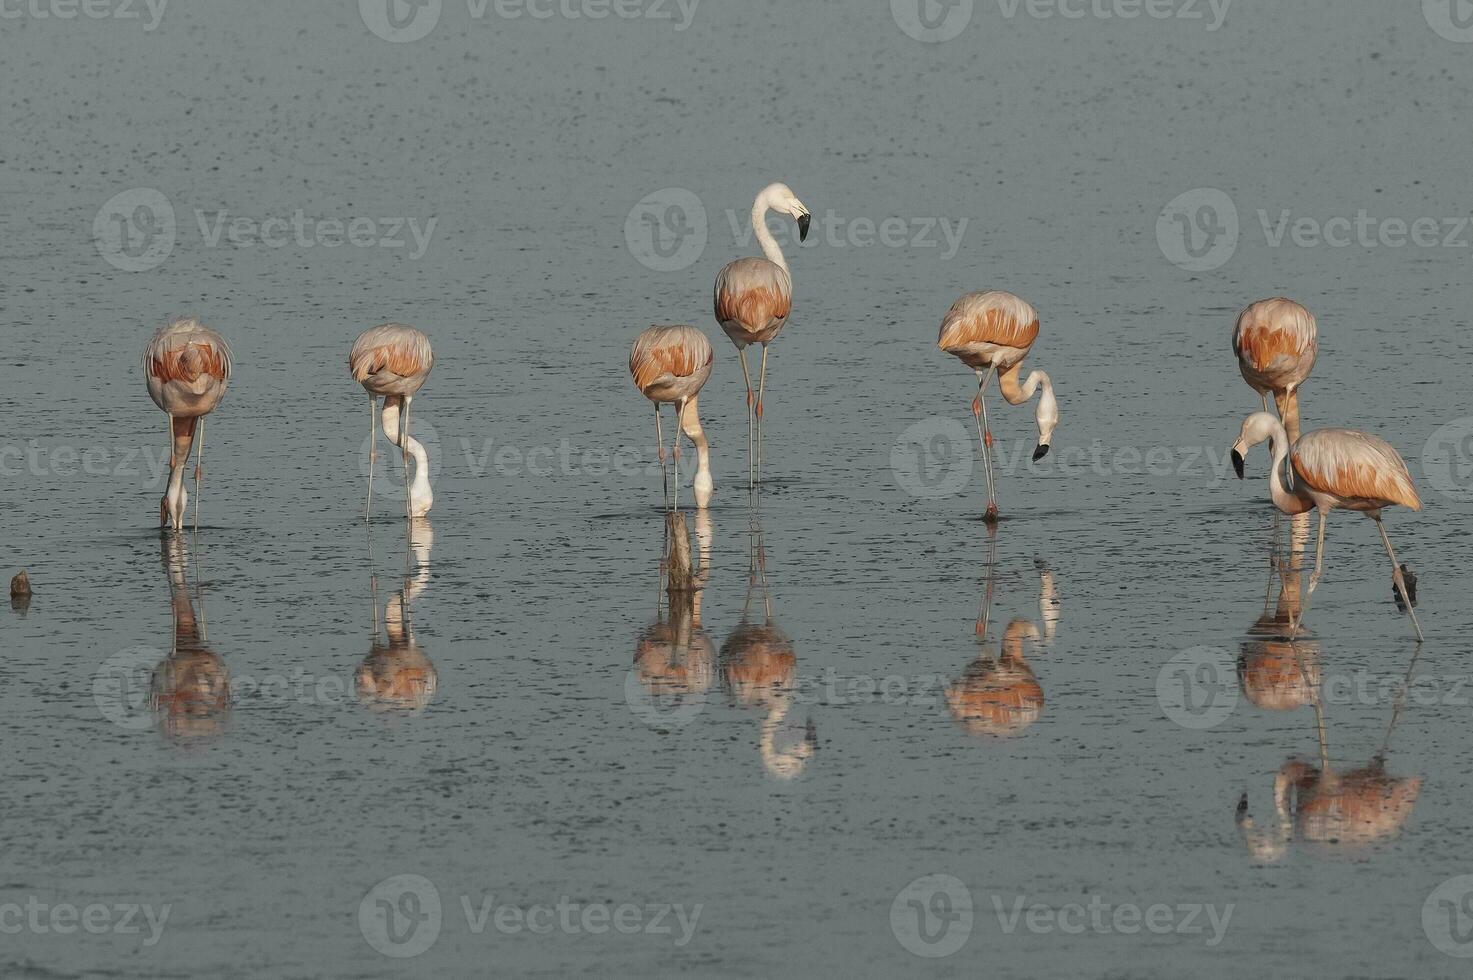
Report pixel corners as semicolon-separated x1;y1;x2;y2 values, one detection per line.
3;1;1473;976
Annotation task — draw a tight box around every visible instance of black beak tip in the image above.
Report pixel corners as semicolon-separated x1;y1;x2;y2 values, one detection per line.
1231;450;1244;479
1032;444;1049;462
797;213;811;242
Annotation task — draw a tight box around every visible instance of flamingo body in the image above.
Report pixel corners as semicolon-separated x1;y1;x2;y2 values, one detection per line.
144;317;232;418
1290;428;1421;512
629;324;714;509
349;323;433;396
714;256;791;349
938;290;1040;371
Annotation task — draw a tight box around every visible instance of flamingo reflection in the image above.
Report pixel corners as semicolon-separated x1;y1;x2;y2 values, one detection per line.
634;510;716;702
720;521;816;779
1239;515;1320;711
946;528;1059;737
151;534;230;740
356;519;438;713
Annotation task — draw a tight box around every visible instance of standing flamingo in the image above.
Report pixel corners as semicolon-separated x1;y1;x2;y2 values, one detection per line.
143;317;232;533
937;290;1059;522
1230;412;1424;640
714;182;811;489
629;324;714;510
1233;298;1317;442
350;323;434;521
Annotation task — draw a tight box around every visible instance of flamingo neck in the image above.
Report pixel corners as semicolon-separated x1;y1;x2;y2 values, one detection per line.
751;193;789;275
679;398;713;509
999;365;1058;446
1265;422;1312;516
381;398;433;516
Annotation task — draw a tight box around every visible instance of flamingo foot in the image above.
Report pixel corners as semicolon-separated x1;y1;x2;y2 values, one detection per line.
983;503;999;525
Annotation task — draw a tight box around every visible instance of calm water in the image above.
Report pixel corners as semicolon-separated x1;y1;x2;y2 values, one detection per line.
3;1;1473;976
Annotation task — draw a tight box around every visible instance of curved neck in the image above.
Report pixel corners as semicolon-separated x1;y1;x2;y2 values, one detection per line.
998;363;1044;406
752;193;788;274
1265;423;1312;515
679;398;712;508
382;398;433;513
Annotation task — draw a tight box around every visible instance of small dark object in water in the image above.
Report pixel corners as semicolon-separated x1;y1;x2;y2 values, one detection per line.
1393;563;1417;610
9;571;30;598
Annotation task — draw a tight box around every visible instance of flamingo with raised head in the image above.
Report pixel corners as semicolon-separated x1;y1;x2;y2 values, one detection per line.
350;323;434;521
714;182;811;489
937;290;1059;522
1233;298;1317;442
1231;412;1424;640
629;324;714;510
143;316;232;532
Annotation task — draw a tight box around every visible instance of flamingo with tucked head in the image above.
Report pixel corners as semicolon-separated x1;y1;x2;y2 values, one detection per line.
937;290;1059;522
143;317;232;533
629;324;714;510
1231;413;1424;640
1233;298;1316;442
350;323;434;521
714;182;811;489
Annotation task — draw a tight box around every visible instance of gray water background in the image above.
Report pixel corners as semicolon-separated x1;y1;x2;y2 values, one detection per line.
2;1;1473;976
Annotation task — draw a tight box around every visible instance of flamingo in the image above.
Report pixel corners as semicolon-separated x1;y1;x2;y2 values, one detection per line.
937;290;1059;522
350;324;434;521
1230;412;1424;640
143;317;232;533
629;324;714;510
1233;298;1317;443
714;182;811;489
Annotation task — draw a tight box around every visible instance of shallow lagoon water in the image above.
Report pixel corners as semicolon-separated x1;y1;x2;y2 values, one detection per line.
3;1;1473;976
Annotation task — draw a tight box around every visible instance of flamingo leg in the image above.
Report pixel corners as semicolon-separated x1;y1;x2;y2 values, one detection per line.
365;394;377;522
756;346;770;488
162;413;174;529
738;348;755;494
971;366;999;523
671;400;682;513
193;417;204;535
1260;392;1270;414
1291;508;1328;637
655;405;669;509
1375;515;1424;642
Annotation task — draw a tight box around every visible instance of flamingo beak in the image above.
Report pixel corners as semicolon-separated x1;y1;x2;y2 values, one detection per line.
1032;444;1050;462
797;212;811;242
1231;447;1245;479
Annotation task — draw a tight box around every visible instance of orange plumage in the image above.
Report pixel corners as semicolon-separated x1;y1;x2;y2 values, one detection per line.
938;290;1040;370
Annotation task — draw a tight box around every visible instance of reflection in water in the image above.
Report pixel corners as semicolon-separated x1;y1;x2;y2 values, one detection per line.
634;511;716;701
720;520;816;780
356;519;438;713
151;534;230;741
1239;515;1320;711
946;529;1059;737
1237;522;1424;860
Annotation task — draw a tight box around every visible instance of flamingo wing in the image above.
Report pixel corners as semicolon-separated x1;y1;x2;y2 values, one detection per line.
714;257;792;342
1291;428;1421;510
937;290;1039;358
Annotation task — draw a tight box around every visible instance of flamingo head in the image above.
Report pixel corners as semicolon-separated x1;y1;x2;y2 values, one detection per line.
761;182;811;241
1231;411;1281;479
